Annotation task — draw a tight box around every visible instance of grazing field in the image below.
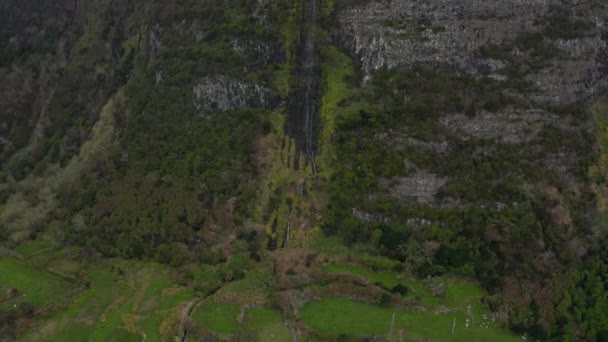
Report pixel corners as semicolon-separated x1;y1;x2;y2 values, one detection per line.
300;298;392;336
47;258;83;275
6;236;524;341
301;295;521;341
89;294;137;341
0;257;80;308
19;261;193;342
138;282;194;341
14;239;51;257
22;268;134;341
191;303;240;335
304;260;525;340
242;307;291;342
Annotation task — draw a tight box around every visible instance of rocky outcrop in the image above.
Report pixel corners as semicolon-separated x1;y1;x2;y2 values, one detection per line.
231;38;286;66
380;171;447;203
192;76;276;112
334;0;608;103
439;109;576;143
376;130;449;153
351;208;389;222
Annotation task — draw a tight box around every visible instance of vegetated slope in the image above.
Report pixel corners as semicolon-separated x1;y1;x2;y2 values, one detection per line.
1;0;292;259
0;0;608;341
324;0;608;339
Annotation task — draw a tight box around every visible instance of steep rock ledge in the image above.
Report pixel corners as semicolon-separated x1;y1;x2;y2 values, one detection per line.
192;76;277;112
334;0;608;103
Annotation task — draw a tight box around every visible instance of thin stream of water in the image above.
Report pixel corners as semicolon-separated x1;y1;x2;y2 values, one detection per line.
303;0;318;175
286;0;319;175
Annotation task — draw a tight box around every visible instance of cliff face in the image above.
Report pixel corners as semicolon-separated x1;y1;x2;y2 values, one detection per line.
334;0;607;103
324;0;608;337
2;0;608;339
192;76;277;112
329;0;607;205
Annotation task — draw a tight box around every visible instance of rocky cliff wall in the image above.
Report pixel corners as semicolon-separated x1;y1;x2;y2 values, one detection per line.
334;0;607;103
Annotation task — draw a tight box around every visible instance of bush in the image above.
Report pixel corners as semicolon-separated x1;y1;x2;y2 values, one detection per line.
378;292;393;306
391;284;408;296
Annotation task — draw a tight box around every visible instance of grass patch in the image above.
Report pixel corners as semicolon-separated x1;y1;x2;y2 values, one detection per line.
20;268;132;341
301;297;520;341
192;264;223;286
0;257;80;308
307;232;351;255
137;276;193;341
191;303;240;335
47;258;83;275
212;263;275;305
443;277;485;307
242;307;291;342
90;295;136;341
14;239;51;257
21;260;192;341
301;298;391;336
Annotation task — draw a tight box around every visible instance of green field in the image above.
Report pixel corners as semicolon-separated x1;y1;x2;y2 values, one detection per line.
90;294;138;341
301;297;521;341
4;247;527;341
191;303;240;335
14;239;52;257
138;280;194;341
4;236;524;342
308;262;523;340
0;257;81;308
22;268;135;341
242;307;292;342
18;261;193;341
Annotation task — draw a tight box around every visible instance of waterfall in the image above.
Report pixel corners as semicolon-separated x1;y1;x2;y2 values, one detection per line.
303;0;318;175
286;0;319;175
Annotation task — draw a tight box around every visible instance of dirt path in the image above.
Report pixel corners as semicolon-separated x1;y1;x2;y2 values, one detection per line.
177;298;203;342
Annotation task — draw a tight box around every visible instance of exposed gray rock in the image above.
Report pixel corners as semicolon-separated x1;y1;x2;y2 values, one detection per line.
192;76;276;112
439;109;573;143
253;0;272;27
376;129;449;153
380;171;447;203
154;71;163;85
231;38;286;66
351;208;389;222
526;60;606;103
148;24;162;58
334;0;608;103
406;218;433;228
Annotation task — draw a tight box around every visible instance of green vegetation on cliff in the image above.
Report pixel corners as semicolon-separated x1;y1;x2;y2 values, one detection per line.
1;0;608;341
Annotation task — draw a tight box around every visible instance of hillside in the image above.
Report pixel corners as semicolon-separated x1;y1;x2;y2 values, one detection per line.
1;0;607;340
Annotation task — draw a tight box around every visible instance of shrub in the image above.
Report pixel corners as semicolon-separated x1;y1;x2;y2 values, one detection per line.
391;284;408;296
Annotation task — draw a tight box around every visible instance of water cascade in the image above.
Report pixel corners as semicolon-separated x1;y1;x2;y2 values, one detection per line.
287;0;319;175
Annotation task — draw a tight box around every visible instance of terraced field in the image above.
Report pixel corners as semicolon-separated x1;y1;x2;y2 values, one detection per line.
301;297;521;341
5;235;523;341
0;257;81;310
305;262;522;341
5;240;194;341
